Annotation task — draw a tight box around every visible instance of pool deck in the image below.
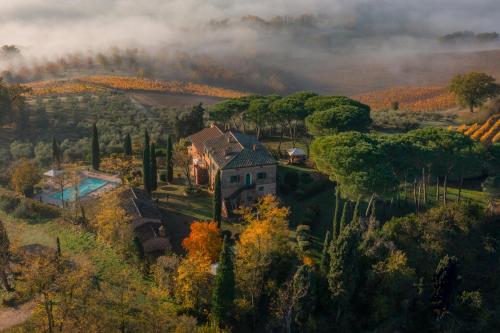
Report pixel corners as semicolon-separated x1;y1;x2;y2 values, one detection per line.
36;171;122;206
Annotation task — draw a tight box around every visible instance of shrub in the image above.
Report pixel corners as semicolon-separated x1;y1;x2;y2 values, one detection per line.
296;224;312;253
0;193;20;213
296;224;311;241
30;200;60;219
10;141;34;160
12;200;34;219
34;142;52;167
21;184;34;198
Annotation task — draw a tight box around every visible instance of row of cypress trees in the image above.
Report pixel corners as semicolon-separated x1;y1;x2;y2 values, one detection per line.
321;188;361;273
142;130;175;194
331;188;360;241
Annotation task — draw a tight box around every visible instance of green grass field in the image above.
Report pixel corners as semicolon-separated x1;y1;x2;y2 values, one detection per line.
1;210;142;285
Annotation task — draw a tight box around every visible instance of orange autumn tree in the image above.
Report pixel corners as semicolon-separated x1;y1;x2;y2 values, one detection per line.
182;221;222;263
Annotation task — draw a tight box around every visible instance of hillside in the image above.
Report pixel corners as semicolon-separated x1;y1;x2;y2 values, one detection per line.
23;75;247;99
352;86;457;112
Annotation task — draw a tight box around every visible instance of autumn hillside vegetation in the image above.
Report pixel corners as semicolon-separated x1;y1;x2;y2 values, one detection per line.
23;75;247;98
353;86;457;112
452;114;500;144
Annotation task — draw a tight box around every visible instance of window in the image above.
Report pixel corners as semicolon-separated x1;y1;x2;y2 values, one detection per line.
257;172;267;180
230;175;240;183
258;186;264;192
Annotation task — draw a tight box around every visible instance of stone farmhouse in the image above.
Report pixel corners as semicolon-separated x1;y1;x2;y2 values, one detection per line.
188;125;277;216
119;187;171;256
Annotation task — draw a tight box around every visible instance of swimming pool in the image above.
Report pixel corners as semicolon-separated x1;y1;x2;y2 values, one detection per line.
50;177;109;201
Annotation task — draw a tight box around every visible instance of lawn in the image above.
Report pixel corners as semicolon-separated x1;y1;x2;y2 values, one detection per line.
1;210;142;284
154;180;212;221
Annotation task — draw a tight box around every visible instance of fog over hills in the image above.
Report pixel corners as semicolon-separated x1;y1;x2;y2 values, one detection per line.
1;0;499;94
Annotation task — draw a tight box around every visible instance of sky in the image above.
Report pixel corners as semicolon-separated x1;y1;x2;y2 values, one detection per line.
1;0;498;55
0;0;499;93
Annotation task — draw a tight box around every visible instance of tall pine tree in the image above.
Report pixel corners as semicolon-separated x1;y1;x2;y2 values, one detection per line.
123;133;132;156
91;123;100;170
211;236;235;327
143;129;151;194
213;170;222;227
150;142;158;191
166;134;173;183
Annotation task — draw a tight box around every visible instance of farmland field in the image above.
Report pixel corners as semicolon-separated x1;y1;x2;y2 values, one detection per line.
23;75;246;99
353;86;457;112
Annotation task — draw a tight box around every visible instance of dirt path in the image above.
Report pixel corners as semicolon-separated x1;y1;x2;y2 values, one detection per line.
0;301;34;331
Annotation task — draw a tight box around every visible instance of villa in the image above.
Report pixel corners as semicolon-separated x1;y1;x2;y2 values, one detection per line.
188;125;277;217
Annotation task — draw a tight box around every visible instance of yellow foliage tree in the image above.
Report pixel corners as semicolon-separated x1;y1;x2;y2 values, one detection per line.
92;190;133;256
175;254;213;311
11;158;41;196
100;155;138;184
235;195;290;324
182;221;222;263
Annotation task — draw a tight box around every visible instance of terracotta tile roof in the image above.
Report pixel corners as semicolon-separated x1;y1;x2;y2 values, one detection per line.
188;125;224;153
204;132;276;169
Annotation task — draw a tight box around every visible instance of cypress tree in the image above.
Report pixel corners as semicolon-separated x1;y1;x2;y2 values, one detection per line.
293;265;317;329
432;255;459;318
351;196;360;225
212;236;235;327
143;129;151;194
52;136;61;169
91;123;100;170
213;170;222;227
319;230;331;275
123;133;132;156
150;143;158;191
0;219;13;291
333;188;341;239
339;201;348;232
328;224;361;325
166;134;173;183
56;237;62;258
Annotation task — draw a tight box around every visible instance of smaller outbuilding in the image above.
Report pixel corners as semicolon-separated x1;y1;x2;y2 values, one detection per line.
286;148;307;164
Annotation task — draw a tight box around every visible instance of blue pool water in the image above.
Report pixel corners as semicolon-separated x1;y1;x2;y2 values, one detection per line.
50;177;108;201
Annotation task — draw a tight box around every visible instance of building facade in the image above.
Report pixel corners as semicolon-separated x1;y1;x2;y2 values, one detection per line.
188;125;277;216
